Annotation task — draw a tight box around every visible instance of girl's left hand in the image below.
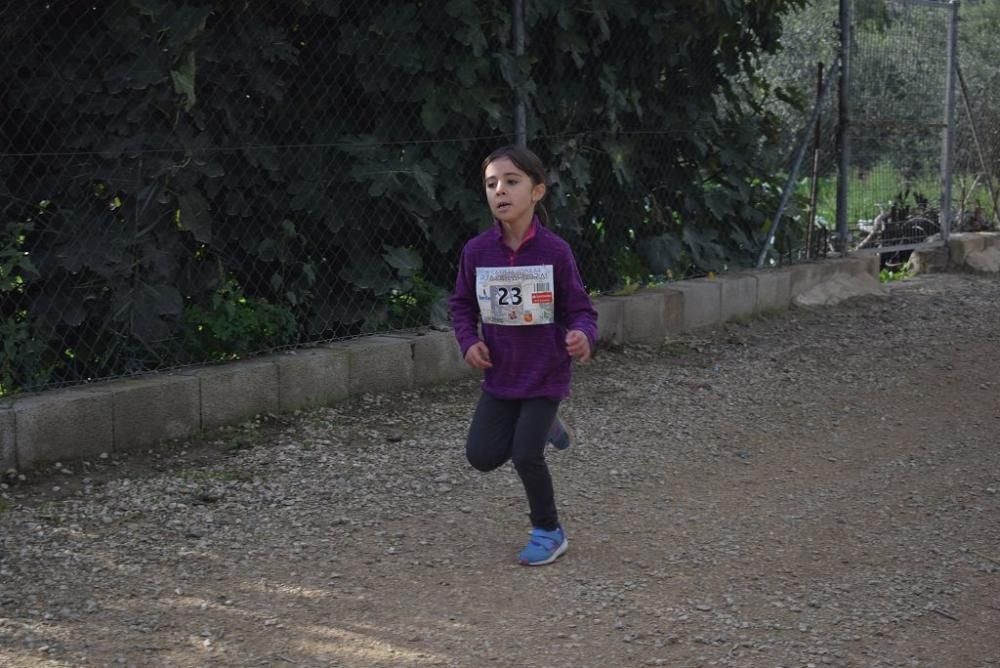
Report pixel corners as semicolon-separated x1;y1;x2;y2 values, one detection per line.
565;329;592;362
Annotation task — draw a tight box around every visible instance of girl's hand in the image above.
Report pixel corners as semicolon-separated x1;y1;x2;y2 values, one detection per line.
464;341;493;369
566;329;592;362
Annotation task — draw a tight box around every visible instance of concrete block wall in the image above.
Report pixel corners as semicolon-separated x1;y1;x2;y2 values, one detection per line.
275;348;349;413
719;274;758;322
11;389;113;469
948;233;988;266
942;232;1000;274
98;375;201;452
340;336;416;395
754;269;792;314
185;359;280;432
593;298;625;345
3;253;884;471
981;232;1000;249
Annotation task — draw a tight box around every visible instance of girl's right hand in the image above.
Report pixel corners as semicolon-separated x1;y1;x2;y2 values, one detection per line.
464;341;493;369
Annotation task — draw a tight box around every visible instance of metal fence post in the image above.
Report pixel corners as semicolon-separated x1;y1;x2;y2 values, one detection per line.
512;0;526;147
806;61;825;260
756;59;839;269
940;0;960;241
835;0;851;256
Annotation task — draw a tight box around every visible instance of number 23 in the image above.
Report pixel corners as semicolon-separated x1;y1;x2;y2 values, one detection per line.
497;287;522;306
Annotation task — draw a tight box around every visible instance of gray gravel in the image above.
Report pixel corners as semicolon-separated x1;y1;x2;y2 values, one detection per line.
1;272;999;668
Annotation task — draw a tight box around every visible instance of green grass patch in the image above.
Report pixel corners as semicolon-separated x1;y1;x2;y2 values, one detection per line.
800;161;996;231
879;267;911;283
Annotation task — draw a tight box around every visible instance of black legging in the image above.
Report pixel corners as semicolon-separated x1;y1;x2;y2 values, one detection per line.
465;392;560;531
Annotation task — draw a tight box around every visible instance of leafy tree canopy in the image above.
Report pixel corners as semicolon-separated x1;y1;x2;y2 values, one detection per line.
1;0;808;393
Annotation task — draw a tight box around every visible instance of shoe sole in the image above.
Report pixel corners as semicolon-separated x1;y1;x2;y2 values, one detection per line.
519;538;568;566
549;415;573;450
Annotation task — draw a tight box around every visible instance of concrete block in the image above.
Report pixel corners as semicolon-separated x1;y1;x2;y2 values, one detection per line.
789;261;839;298
907;247;948;274
830;256;876;279
274;347;349;412
965;246;1000;274
948;233;986;266
793;272;885;307
719;273;757;322
101;375;200;451
411;330;475;385
185;359;279;431
977;231;1000;249
613;291;663;344
851;253;880;278
670;279;722;331
649;287;685;336
605;287;684;344
754;269;792;313
334;336;415;396
14;389;113;468
592;297;624;345
1;407;15;471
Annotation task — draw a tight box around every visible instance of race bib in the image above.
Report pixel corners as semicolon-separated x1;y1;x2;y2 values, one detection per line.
476;264;555;326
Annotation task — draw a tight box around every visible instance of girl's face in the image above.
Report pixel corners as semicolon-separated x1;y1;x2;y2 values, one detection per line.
483;157;545;227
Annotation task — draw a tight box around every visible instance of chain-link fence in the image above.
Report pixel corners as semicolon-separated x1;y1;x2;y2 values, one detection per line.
1;1;811;397
753;0;843;265
846;0;956;265
1;2;484;396
845;0;999;263
954;1;1000;233
757;57;843;266
762;0;998;269
3;1;994;397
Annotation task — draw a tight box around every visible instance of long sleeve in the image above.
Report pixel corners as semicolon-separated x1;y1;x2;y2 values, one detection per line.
448;244;481;357
558;246;598;350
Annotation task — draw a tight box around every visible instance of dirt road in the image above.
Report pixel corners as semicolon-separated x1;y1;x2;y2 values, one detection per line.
2;273;999;667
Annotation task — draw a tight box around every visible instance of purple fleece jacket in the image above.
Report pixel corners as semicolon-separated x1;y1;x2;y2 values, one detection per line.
449;217;598;401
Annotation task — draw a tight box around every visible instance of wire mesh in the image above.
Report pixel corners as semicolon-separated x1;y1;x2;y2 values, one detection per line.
1;2;507;397
847;0;953;262
757;0;842;265
953;1;1000;232
0;1;788;398
8;1;988;398
766;60;843;266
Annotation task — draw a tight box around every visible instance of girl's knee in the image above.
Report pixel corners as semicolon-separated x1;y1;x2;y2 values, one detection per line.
466;447;503;472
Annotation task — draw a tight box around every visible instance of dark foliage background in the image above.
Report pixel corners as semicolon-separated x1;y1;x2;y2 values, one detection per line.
1;0;808;395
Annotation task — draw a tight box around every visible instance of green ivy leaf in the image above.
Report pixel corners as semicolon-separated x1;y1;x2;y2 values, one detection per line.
637;234;683;274
420;93;446;134
706;189;735;219
165;5;212;49
177;190;213;243
383;246;423;277
338;254;397;296
170;51;197;111
682;224;726;271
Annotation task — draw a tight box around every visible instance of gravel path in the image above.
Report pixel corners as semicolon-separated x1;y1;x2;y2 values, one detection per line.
2;272;999;668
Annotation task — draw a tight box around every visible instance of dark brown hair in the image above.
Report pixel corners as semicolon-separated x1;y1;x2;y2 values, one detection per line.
481;144;550;226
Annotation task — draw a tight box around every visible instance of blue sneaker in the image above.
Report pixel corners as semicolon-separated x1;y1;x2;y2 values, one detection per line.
546;413;572;450
518;526;568;566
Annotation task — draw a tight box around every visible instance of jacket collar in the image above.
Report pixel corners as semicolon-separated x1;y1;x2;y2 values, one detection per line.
491;214;540;247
